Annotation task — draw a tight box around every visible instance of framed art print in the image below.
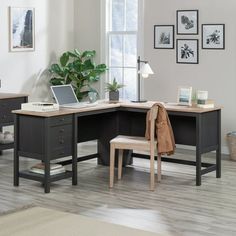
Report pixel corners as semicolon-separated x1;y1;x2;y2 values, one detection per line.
177;39;199;64
177;86;192;106
154;25;174;49
10;7;35;52
202;24;225;49
177;10;198;35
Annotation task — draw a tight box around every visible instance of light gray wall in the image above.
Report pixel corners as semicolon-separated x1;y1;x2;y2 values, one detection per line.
74;0;103;95
1;0;233;150
143;0;236;151
75;0;234;151
0;0;75;101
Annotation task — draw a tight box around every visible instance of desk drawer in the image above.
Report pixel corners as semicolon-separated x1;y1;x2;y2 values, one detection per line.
49;115;72;126
50;124;72;137
49;124;73;158
0;97;25;124
50;146;72;160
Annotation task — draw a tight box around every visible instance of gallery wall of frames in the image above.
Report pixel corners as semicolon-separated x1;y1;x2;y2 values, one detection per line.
154;10;225;64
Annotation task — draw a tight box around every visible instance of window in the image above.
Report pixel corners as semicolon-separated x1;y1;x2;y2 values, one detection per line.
106;0;139;100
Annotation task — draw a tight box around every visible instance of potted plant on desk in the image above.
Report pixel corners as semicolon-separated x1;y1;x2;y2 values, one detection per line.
106;78;125;102
49;49;107;101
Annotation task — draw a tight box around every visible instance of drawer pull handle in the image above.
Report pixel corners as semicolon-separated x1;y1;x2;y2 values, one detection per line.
59;140;65;144
60;151;65;155
59;129;65;133
60;118;65;122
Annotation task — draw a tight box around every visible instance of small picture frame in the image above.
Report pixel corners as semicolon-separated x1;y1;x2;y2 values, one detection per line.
177;86;192;106
177;10;198;35
176;39;199;64
202;24;225;50
154;25;174;49
9;7;35;52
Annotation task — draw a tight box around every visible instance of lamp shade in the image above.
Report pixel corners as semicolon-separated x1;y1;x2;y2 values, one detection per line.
139;63;154;78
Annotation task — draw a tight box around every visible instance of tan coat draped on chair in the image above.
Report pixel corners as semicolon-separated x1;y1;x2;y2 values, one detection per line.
145;103;175;156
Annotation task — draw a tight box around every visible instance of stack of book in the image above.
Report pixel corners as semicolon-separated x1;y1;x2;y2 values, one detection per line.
197;99;215;108
30;163;65;175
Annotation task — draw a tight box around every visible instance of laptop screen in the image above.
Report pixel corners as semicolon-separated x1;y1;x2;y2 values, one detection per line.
51;85;78;105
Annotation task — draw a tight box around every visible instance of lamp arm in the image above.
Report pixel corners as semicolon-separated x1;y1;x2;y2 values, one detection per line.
137;57;148;64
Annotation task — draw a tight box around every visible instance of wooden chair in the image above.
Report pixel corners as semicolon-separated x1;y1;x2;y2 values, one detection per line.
109;106;161;191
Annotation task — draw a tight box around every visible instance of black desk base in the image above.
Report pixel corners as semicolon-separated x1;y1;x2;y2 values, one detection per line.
60;108;221;186
14;106;221;192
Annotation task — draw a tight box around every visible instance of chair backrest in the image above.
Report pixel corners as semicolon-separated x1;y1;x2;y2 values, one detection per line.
149;106;158;144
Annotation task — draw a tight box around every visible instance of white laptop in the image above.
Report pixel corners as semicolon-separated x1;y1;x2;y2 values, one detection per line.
51;85;91;109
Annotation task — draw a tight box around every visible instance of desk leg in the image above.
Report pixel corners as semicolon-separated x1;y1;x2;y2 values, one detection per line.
216;149;221;178
14;154;19;186
44;158;50;193
0;127;2;156
72;115;77;185
216;110;221;178
44;119;50;193
196;149;201;186
14;114;19;186
196;115;202;186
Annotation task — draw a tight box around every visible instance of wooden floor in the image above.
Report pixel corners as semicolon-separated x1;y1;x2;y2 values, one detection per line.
0;143;236;236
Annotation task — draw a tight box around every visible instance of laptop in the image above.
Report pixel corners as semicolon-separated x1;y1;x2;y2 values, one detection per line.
51;85;90;109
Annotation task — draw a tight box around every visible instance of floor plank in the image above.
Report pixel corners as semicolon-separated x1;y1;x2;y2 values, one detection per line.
0;143;235;236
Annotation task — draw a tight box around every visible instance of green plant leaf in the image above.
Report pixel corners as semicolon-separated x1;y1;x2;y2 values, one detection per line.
50;78;65;85
49;64;64;76
96;64;107;70
68;51;79;58
82;50;96;59
74;49;81;57
105;78;125;92
49;49;106;101
60;52;70;67
83;59;95;71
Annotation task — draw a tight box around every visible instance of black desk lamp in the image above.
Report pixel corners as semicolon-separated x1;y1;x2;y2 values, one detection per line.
132;56;154;103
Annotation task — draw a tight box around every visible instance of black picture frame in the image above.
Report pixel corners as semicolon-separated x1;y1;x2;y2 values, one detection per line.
177;10;199;35
154;25;175;49
176;39;199;64
202;24;225;50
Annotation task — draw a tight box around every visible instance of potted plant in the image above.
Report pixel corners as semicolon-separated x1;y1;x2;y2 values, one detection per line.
106;78;125;102
49;49;107;101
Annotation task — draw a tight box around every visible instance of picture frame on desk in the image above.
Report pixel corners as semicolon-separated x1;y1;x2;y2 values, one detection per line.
177;86;192;106
154;25;175;49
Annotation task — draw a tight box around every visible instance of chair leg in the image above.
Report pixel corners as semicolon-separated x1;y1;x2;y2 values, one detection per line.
150;149;155;191
118;149;123;180
157;154;162;182
109;145;115;188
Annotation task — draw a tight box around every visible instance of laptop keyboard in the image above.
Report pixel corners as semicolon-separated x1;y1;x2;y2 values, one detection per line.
60;102;97;109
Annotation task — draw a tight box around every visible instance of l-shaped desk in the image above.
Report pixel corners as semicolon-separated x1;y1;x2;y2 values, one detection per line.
13;101;221;193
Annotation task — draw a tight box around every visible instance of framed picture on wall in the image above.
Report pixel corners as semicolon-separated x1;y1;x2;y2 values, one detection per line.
177;10;199;35
202;24;225;49
154;25;174;49
176;39;199;64
9;7;35;52
177;86;192;106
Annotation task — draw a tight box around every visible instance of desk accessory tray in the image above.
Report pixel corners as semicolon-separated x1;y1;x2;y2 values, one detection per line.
21;102;59;112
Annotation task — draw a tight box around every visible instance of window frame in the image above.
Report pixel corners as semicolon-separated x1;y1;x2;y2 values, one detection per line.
101;0;144;100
